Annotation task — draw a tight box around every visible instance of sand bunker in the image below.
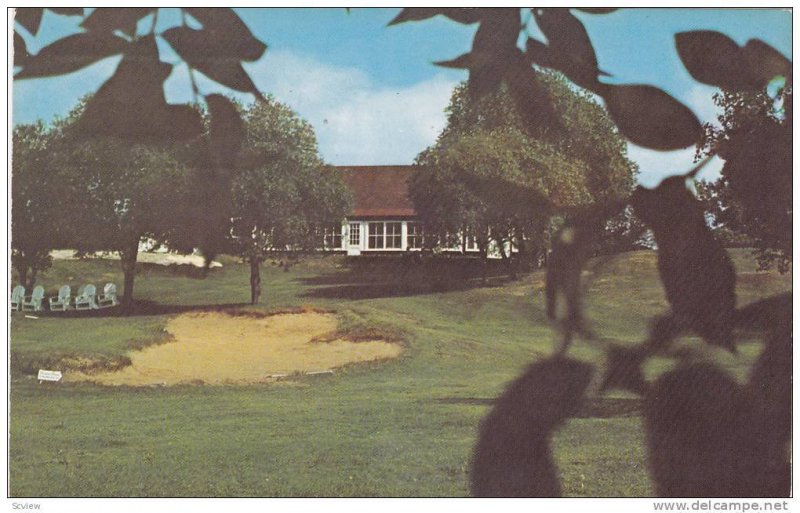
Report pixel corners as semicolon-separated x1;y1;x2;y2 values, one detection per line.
66;311;402;386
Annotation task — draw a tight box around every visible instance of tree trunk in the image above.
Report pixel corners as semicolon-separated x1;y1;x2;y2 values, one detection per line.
119;238;140;311
17;266;29;290
28;268;38;292
249;257;262;304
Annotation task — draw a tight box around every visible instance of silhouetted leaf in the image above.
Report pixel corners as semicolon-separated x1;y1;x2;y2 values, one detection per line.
525;38;558;69
599;344;647;394
13;32;29;66
77;36;202;142
47;7;84;16
600;84;702;150
388;7;483;26
81;8;154;37
675;31;753;90
471;357;593;497
632;172;737;352
441;8;483;24
388;8;444;25
15;8;43;35
434;52;473;69
574;8;619;14
504;55;562;137
15;33;127;79
184;8;266;62
644;363;786;497
162;26;259;94
743;39;792;86
468;9;520;98
676;32;792;91
534;8;599;89
206;94;244;171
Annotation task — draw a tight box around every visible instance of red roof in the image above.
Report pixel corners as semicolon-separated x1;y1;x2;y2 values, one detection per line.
334;165;417;218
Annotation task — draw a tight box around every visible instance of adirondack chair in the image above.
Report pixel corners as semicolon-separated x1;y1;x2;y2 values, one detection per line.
97;283;118;308
74;284;98;310
21;286;45;312
49;285;72;311
10;285;25;311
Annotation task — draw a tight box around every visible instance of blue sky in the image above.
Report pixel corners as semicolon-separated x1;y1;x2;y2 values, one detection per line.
12;8;792;186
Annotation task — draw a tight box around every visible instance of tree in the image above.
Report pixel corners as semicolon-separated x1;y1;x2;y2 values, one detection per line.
411;76;637;276
226;97;351;304
11;122;68;289
51;101;192;310
697;87;792;271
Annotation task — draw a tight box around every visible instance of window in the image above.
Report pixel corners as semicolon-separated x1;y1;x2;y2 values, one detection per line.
368;222;384;249
385;222;402;249
407;223;424;249
349;223;361;246
324;224;343;249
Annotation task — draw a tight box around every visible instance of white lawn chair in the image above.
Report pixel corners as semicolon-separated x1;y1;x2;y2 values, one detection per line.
49;285;72;311
21;286;45;312
97;283;118;308
10;285;25;311
74;284;98;310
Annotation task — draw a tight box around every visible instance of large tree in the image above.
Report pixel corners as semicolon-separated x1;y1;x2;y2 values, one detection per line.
697;86;792;271
411;75;637;273
51;101;191;309
11;122;69;290
223;97;351;304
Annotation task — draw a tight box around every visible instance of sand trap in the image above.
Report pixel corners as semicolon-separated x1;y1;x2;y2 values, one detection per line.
66;312;402;386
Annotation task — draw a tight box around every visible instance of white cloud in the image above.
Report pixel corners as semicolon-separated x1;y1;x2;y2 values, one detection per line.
243;50;458;165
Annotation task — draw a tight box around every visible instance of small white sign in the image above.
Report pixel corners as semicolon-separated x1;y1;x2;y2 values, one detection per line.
37;370;62;382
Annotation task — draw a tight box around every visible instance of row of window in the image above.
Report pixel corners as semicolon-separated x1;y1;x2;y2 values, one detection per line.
323;222;425;250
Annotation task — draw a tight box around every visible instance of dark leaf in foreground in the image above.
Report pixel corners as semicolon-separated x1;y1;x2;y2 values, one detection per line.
676;31;792;91
600;84;702;150
13;32;29;66
468;9;520;98
15;33;128;79
644;363;788;497
599;344;647;395
631;168;736;351
471;357;593;497
14;8;44;35
573;8;619;15
47;7;84;16
743;39;792;86
504;55;563;137
162;27;259;94
206;94;245;171
434;52;473;69
675;31;749;90
389;7;483;25
77;37;202;142
184;7;266;62
81;8;154;37
534;8;600;89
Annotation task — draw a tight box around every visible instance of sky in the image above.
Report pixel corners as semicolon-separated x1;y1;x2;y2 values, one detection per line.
11;7;793;187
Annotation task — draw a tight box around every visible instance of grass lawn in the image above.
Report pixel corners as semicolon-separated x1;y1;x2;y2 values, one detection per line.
8;249;791;497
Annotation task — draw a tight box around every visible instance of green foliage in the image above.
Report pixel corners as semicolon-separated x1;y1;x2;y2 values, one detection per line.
412;76;636;264
228;96;351;259
11;122;65;288
697;87;792;272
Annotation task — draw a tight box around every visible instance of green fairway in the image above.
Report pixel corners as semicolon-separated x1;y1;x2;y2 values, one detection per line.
9;249;791;497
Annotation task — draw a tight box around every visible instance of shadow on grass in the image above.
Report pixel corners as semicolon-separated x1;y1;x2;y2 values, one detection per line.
434;395;642;419
300;273;511;300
